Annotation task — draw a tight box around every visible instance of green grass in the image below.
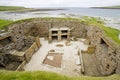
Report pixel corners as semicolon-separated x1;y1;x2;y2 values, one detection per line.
0;71;120;80
93;5;120;9
0;6;29;11
81;16;120;44
105;6;120;8
0;19;13;30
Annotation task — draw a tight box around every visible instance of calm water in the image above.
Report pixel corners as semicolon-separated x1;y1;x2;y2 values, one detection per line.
45;7;120;17
0;7;120;30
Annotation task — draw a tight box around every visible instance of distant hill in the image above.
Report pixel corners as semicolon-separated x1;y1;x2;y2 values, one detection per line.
0;6;31;11
92;5;120;9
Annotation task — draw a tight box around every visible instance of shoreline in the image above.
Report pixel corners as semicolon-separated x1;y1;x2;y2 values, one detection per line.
91;7;120;10
0;9;120;30
1;8;67;13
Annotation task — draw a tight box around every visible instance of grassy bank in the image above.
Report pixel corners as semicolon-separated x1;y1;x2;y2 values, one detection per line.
0;19;12;30
0;71;120;80
81;16;120;44
92;5;120;9
0;6;30;11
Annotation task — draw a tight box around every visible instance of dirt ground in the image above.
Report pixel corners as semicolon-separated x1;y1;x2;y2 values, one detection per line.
24;38;88;76
82;53;101;76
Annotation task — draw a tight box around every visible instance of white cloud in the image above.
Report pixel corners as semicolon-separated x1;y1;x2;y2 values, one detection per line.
0;0;120;7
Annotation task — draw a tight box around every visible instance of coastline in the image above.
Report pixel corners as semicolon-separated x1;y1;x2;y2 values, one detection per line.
91;7;120;10
0;8;120;30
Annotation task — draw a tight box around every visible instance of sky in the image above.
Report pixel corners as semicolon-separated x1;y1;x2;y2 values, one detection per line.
0;0;120;8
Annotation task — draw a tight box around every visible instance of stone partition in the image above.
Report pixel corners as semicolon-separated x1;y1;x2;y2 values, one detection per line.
16;37;41;71
8;18;87;38
24;37;41;62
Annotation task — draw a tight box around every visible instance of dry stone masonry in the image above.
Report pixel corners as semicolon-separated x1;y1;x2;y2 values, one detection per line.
0;18;119;76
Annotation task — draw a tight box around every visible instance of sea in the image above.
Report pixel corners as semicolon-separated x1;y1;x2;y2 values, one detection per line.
0;7;120;30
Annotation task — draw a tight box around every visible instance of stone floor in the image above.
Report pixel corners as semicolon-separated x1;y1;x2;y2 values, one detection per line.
82;53;101;76
43;53;62;67
24;38;88;76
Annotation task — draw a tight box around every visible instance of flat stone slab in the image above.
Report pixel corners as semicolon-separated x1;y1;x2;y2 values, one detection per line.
0;32;11;40
10;50;25;57
43;53;62;67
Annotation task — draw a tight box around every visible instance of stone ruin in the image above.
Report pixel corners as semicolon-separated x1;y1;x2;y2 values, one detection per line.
0;18;119;76
49;27;70;42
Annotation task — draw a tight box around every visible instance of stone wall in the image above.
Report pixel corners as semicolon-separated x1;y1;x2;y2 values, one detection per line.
116;47;120;74
24;37;41;62
0;18;119;76
8;18;87;39
16;37;41;71
87;26;120;76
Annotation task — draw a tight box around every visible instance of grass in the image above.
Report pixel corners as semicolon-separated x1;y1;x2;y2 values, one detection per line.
0;19;13;30
93;5;120;9
105;6;120;8
81;16;120;44
0;6;29;11
0;71;120;80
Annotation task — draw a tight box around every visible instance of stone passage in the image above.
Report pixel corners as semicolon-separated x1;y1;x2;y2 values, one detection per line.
49;28;70;42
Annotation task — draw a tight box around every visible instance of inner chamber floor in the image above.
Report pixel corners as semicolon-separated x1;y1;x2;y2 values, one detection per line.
24;38;88;76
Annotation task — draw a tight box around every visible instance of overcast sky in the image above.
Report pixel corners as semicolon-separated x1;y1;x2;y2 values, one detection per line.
0;0;120;8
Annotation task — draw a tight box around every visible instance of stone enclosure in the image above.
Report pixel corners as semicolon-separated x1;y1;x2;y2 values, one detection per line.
0;18;120;76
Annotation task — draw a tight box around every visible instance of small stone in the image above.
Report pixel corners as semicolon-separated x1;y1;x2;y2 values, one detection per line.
119;34;120;40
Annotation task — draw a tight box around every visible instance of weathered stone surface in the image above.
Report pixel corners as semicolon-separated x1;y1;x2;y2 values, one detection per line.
2;43;15;54
99;54;117;75
119;34;120;40
0;53;5;67
0;18;119;75
6;62;21;70
87;25;119;76
24;36;35;47
116;48;120;74
0;53;24;70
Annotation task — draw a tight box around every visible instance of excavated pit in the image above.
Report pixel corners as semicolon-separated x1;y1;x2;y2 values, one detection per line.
0;18;120;76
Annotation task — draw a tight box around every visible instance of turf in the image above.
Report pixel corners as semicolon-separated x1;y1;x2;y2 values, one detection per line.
93;5;120;9
0;6;29;11
0;71;120;80
0;19;12;30
81;16;120;44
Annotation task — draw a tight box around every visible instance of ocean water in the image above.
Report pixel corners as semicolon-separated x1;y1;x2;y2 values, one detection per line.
40;7;120;17
0;7;120;30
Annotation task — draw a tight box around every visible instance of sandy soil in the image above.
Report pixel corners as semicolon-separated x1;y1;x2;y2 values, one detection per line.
24;38;88;76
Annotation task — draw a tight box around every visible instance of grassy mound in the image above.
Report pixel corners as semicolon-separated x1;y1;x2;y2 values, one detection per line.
0;6;28;11
93;6;120;9
0;71;120;80
81;16;120;44
0;19;12;30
